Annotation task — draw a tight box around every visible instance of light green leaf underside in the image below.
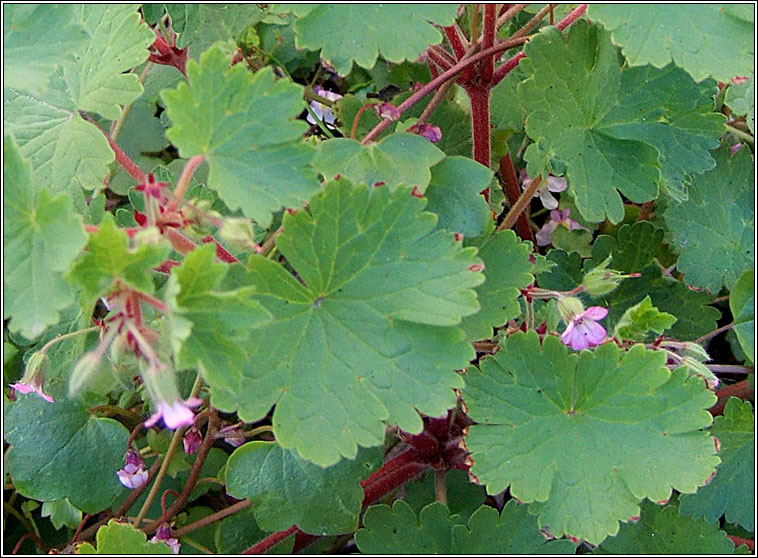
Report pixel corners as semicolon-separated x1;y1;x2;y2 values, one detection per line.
463;331;719;545
3;5;154;198
162;47;320;227
293;5;459;75
588;4;755;83
663;146;754;293
726;76;755;132
519;21;724;223
3;135;87;340
355;500;576;554
594;501;738;555
225;441;381;535
729;269;754;363
5;394;129;513
211;178;483;466
313;133;445;192
679;398;755;531
75;520;173;554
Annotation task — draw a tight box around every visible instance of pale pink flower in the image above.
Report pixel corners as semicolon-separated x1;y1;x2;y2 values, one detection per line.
10;378;54;403
536;208;588;247
561;306;608;350
117;448;148;489
307;86;342;128
150;524;180;554
521;171;567;210
145;397;202;430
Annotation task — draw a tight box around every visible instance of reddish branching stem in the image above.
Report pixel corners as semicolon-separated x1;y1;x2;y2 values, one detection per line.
201;235;239;263
499;153;534;242
243;525;299;555
728;536;754;552
81;112;146;183
710;380;754;416
479;4;497;83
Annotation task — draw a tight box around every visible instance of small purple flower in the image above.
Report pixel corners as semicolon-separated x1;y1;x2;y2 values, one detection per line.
521;171;567;210
415;123;442;143
220;425;246;448
150;524;180;554
183;425;202;454
731;143;743;156
117;448;149;489
374;102;401;121
535;208;588;247
561;306;609;350
10;378;55;403
145;397;202;430
307;86;342;128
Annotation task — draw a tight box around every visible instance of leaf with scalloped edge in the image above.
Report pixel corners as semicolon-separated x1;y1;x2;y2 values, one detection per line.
613;295;677;342
726;76;754;132
225;441;381;535
663;146;754;294
4;5;154;198
3;135;88;340
588;5;754;84
67;214;170;310
75;520;173;554
679;398;755;531
291;5;458;75
165;244;271;398
356;500;576;554
207;178;483;466
460;231;535;342
729;269;754;363
594;501;739;555
519;21;725;222
161;47;319;227
5;394;129;513
313;133;444;192
463;331;720;545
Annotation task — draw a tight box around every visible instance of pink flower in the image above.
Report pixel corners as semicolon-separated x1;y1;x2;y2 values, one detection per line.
307;86;342;128
536;208;588;247
561;306;609;350
10;378;54;403
150;524;180;554
117;448;149;489
374;102;401;121
521;171;567;210
145;397;202;430
415;123;442;143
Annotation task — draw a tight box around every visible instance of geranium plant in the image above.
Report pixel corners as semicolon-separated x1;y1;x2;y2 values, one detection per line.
3;4;754;554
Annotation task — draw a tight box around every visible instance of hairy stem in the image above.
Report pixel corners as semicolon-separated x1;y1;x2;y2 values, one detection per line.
695;323;735;345
172;499;252;538
83;113;146;183
498;174;542;232
725;124;754;143
711;380;754;416
166;155;207;213
479;4;497;83
498;152;534;242
243;525;299;554
434;469;447;505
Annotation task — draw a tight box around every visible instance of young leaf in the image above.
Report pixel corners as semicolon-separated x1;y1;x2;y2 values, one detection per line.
519;22;724;222
613;295;677;342
291;5;459;75
225;441;381;535
424;156;493;239
67;214;170;310
161;47;320;227
210;178;484;466
663;146;754;293
679;398;755;531
4;5;154;198
460;231;535;342
4;394;129;513
165;244;271;404
313;133;444;192
593;501;738;555
75;520;173;554
355;500;575;554
41;498;82;531
3;135;87;340
729;269;754;362
588;5;755;83
463;331;720;545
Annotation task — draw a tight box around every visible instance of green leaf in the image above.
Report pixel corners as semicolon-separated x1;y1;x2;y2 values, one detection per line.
3;5;89;96
663;146;754;293
551;226;593;258
594;501;738;555
460;231;535;342
213;507;268;554
226;441;381;535
519;22;725;222
726;77;755;132
41;498;82;531
211;178;483;466
67;214;170;309
313;133;445;192
4;394;129;513
424;157;493;239
588;5;755;83
490;67;526;133
161;47;319;227
4;5;154;198
356;500;576;554
166;244;271;391
3;135;88;340
680;398;755;531
75;520;173;554
729;269;754;362
395;91;474;157
292;5;459;75
463;331;720;545
167;5;268;52
613;295;677;342
403;469;486;523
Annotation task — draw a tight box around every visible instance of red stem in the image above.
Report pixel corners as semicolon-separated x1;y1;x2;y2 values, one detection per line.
499;153;534;242
480;4;497;84
492;51;525;85
443;25;473;82
84;224;140;238
153;259;181;274
82;112;146;183
135;290;168;314
201;235;239;263
556;4;588;30
468;86;492;197
164;227;198;255
710;380;754;416
426;47;454;72
351;103;376;140
243;525;298;554
728;536;754;552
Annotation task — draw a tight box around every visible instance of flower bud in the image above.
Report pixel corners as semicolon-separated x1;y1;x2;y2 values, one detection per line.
582;256;637;296
557;296;585;323
218;218;254;246
68;351;103;397
24;351;49;381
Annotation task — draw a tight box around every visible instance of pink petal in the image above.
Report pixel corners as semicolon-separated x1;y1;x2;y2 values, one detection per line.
539;189;559;210
546;176;567;193
578;319;607;346
162;401;196;429
10;382;34;395
581;306;608;320
536;221;558;246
